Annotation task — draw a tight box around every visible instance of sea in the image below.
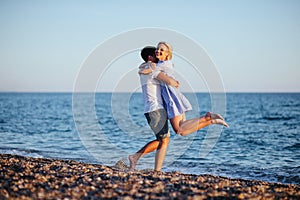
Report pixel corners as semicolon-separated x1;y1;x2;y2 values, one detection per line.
0;92;299;184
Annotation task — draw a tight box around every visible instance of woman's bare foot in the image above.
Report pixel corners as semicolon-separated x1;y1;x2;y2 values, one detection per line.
211;119;229;127
206;112;224;120
129;154;138;171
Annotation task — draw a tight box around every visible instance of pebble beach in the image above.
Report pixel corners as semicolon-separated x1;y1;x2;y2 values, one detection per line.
0;154;299;199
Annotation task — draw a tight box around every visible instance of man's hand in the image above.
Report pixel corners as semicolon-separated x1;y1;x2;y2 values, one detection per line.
172;80;180;88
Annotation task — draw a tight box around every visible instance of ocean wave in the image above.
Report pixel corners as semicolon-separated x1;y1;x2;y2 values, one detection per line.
167;161;300;184
0;147;44;158
262;115;294;121
284;143;300;150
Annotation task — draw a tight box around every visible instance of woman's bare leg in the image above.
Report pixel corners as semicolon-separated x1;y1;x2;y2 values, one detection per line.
176;117;211;136
171;112;228;137
205;112;224;120
170;114;185;134
170;113;208;134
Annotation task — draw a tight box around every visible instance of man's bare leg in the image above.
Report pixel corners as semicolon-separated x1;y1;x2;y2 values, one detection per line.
154;137;170;171
129;139;159;171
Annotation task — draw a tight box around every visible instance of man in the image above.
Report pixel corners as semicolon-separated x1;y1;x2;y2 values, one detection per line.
129;46;179;171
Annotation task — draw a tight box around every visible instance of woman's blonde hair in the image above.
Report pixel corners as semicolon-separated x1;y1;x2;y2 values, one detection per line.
158;41;173;60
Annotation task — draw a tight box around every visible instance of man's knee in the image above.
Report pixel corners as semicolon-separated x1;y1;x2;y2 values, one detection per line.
159;137;170;146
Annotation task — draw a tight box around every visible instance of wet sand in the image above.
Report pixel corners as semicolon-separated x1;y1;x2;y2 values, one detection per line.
0;154;299;199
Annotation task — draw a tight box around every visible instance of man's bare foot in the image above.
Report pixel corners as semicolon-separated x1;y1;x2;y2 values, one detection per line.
129;154;138;171
211;119;229;128
206;112;224;120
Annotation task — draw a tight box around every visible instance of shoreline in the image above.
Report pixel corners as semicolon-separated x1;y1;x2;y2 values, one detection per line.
0;154;299;199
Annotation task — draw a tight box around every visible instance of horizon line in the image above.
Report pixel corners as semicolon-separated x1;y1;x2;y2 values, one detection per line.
0;91;299;94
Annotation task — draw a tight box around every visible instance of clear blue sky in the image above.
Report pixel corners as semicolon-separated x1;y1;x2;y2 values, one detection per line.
0;0;299;92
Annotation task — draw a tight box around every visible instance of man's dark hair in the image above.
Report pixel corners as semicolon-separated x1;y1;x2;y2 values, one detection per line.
141;46;156;62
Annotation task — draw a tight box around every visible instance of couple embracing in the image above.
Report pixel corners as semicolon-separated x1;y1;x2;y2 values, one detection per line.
129;42;228;171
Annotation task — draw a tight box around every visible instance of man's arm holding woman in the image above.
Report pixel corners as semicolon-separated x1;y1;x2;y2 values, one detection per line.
138;62;179;88
156;72;179;88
